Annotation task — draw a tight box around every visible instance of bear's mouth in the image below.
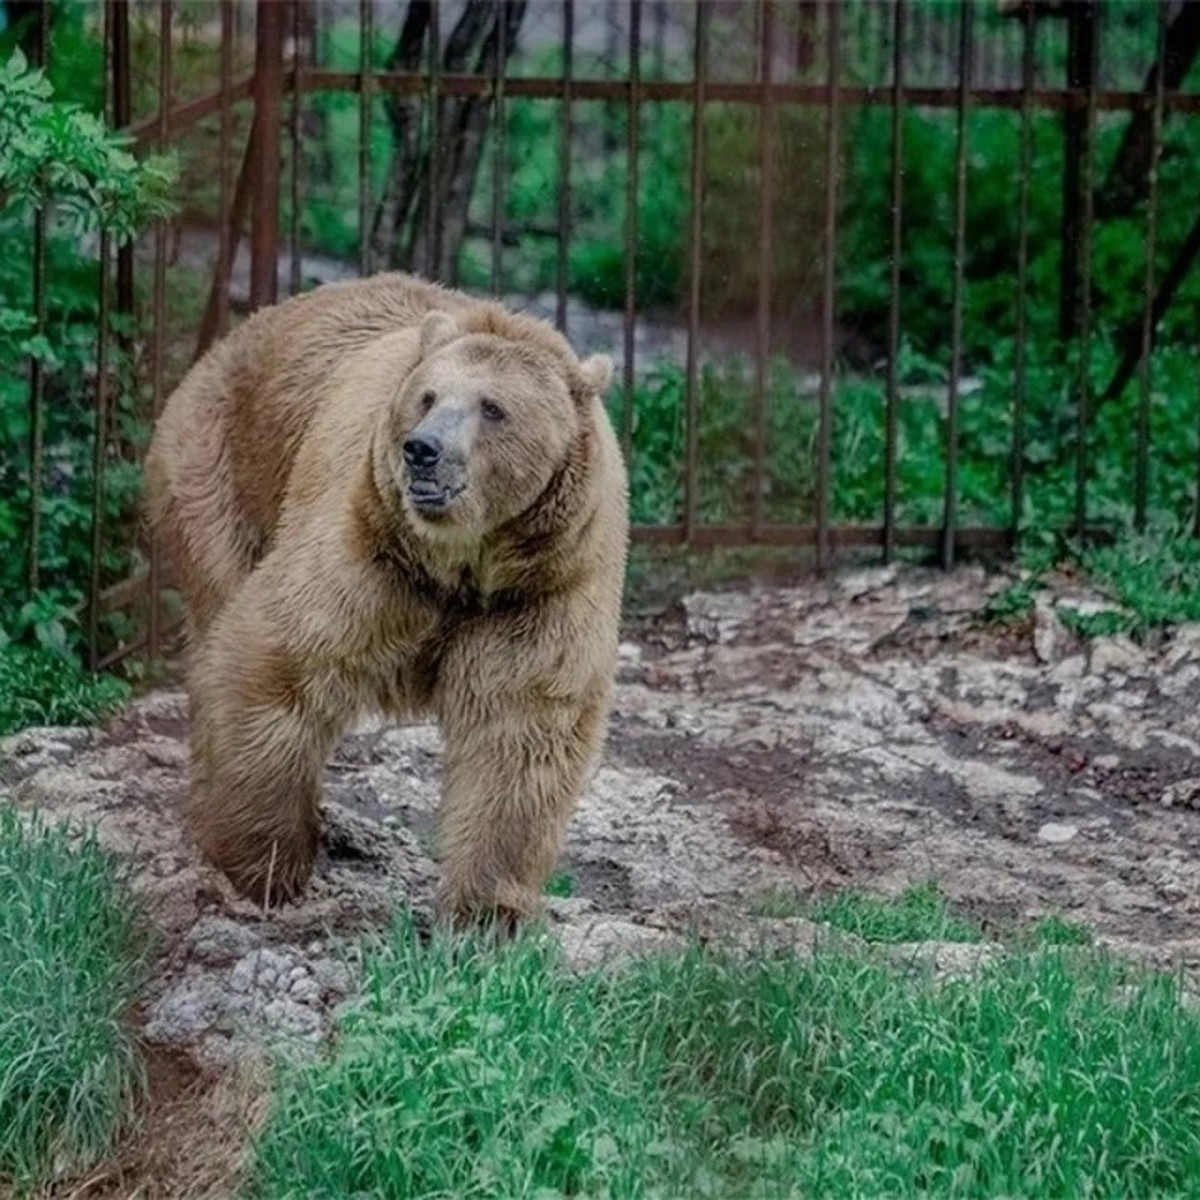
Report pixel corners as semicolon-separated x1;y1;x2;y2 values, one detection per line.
407;479;466;512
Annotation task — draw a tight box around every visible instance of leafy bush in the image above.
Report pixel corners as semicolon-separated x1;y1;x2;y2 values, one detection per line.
0;44;176;719
618;332;1198;540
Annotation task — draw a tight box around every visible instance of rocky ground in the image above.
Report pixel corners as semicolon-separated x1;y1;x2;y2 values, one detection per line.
5;563;1200;1073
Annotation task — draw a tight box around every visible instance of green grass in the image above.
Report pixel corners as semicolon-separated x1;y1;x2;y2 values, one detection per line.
808;881;984;945
978;529;1200;643
0;808;148;1190
1078;530;1200;633
248;909;1200;1199
749;881;984;945
0;644;129;736
543;870;575;899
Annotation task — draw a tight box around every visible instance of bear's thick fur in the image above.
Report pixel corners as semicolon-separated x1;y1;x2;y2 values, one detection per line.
144;272;628;923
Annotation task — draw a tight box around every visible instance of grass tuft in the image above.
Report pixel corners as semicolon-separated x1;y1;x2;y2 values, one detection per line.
808;881;985;945
750;881;984;945
0;808;148;1189
249;909;1200;1199
0;644;129;737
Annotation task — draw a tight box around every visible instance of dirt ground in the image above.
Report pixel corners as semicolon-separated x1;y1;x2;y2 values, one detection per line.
5;563;1200;1197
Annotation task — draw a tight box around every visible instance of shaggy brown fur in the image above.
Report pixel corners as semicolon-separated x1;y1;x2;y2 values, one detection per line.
144;272;628;923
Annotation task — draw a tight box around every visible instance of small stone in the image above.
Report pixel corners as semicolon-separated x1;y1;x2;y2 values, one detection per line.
556;916;682;972
644;664;671;688
1033;597;1064;665
1037;822;1079;844
1160;778;1200;810
289;977;321;1004
186;916;258;966
229;948;293;994
311;958;353;997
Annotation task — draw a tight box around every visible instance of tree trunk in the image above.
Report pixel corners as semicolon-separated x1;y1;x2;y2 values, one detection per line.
1095;1;1200;221
372;0;528;282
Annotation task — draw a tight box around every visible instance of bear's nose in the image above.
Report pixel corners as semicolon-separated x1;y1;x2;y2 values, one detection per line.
403;433;442;469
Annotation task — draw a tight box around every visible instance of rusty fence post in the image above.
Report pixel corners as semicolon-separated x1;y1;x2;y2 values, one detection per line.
249;0;285;311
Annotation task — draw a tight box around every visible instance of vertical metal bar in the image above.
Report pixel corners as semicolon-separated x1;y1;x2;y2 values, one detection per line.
426;0;442;274
1073;3;1098;541
89;234;111;672
26;217;45;591
1059;4;1096;342
113;0;134;337
289;0;303;295
358;0;374;278
815;0;839;572
941;0;971;571
89;0;116;670
1011;4;1034;540
148;0;172;659
1135;1;1166;532
555;0;574;335
218;0;234;331
26;0;51;593
1195;356;1200;537
249;0;283;310
684;0;708;542
751;0;774;539
883;0;905;564
622;0;642;468
491;0;508;294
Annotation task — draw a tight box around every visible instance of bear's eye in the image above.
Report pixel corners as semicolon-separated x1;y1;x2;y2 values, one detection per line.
480;399;506;423
420;390;436;414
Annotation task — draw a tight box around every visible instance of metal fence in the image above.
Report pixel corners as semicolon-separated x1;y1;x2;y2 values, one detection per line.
13;0;1200;668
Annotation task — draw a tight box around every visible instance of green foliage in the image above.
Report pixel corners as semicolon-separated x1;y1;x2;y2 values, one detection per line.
0;808;147;1189
838;100;1200;363
0;44;176;714
1078;529;1200;633
0;49;175;240
0;643;129;736
251;909;1200;1199
618;333;1198;538
983;578;1037;625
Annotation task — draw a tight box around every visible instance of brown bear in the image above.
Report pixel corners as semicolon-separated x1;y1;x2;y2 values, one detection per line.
144;272;628;924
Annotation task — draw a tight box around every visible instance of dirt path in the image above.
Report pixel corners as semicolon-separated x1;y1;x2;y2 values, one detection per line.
5;563;1200;1195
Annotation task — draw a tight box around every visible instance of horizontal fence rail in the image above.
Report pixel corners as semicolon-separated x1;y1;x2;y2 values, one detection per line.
10;0;1200;670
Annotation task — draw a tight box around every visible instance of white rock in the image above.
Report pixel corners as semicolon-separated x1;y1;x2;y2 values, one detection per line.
1037;822;1079;844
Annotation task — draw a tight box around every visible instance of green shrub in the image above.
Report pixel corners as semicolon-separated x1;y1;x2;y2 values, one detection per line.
1;42;176;707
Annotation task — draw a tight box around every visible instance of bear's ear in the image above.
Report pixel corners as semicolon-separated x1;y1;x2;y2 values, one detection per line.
419;310;460;358
577;353;614;397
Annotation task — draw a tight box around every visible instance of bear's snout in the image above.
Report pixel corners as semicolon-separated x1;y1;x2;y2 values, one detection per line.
403;432;443;470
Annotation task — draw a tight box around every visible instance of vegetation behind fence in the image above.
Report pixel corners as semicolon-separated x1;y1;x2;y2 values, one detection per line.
2;0;1200;681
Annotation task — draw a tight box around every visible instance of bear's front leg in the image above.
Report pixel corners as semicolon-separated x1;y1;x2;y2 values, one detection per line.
433;622;610;927
187;588;345;905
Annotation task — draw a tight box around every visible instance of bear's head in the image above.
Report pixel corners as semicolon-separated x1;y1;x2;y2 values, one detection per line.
382;307;613;540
